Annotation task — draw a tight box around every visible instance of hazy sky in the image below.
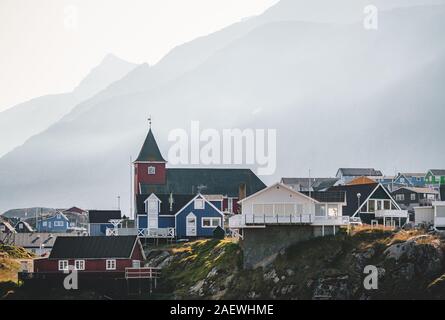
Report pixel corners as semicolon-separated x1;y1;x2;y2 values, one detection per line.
0;0;277;112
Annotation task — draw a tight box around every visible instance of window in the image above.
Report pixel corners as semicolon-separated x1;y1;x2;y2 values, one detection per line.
58;260;69;271
400;178;405;183
148;166;156;175
377;201;382;211
315;204;326;216
227;198;233;213
42;221;47;227
327;204;339;217
384;200;391;210
106;259;116;270
202;218;221;228
54;221;64;227
194;199;205;210
0;225;5;231
148;200;158;214
368;200;376;212
75;260;85;271
410;193;416;201
395;194;405;201
427;194;436;200
56;214;61;219
19;224;23;229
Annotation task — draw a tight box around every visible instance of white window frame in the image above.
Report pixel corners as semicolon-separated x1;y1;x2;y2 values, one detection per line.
148;166;156;175
74;260;85;271
410;193;416;201
54;221;64;227
42;221;47;227
106;259;116;270
58;260;69;271
19;224;23;229
194;199;205;210
202;217;221;228
0;225;5;231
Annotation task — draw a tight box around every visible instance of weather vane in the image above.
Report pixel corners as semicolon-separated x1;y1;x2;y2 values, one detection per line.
148;115;152;129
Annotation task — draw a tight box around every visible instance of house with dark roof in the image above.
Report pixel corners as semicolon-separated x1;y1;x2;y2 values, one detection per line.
14;220;34;233
328;183;408;226
425;169;445;190
37;212;70;233
32;236;145;278
131;125;266;238
280;177;339;192
88;210;122;236
392;173;426;189
335;168;383;185
392;187;439;213
136;193;223;238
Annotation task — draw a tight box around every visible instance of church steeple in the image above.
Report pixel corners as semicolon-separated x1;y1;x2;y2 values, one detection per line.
133;118;167;195
135;118;166;163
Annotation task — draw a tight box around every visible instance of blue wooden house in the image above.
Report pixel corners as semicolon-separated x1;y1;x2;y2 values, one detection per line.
393;173;425;188
88;210;122;236
136;193;224;238
37;212;70;233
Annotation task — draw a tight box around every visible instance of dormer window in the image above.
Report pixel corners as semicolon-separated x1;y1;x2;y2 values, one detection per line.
148;166;156;175
194;199;205;209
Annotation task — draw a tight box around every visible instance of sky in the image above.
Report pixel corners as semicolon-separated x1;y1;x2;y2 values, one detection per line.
0;0;278;112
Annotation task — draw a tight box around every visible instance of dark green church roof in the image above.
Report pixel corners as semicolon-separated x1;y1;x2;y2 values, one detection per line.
140;168;266;197
135;129;166;162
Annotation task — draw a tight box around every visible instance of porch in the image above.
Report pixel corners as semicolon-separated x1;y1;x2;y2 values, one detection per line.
106;227;175;238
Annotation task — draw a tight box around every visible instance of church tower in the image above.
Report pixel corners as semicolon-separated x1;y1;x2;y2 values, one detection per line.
133;120;167;195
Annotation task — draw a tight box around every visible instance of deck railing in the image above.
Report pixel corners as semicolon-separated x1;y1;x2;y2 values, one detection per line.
125;267;161;279
229;214;350;228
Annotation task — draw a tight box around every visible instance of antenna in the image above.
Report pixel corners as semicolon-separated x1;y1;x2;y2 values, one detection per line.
130;156;133;220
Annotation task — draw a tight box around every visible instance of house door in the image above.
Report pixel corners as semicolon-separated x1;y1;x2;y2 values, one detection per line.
186;213;197;237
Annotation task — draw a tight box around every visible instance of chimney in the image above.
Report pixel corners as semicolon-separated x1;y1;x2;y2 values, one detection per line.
238;183;246;201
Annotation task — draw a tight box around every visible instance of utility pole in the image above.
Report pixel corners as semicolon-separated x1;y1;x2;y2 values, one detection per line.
117;195;121;210
130;156;133;220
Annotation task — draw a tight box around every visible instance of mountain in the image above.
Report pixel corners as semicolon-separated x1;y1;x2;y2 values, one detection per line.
0;54;138;157
0;1;444;214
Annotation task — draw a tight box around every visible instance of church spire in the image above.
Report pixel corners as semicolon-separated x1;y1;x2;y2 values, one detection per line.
135;118;166;162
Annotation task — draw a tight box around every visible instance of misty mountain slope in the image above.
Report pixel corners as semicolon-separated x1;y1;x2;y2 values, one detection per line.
0;4;444;212
0;54;137;157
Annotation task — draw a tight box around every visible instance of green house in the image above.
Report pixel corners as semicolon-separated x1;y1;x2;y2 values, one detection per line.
425;169;445;186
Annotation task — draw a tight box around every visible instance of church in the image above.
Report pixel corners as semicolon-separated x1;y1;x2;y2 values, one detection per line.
134;123;266;238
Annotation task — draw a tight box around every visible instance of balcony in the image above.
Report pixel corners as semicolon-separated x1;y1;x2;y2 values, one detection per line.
106;227;175;238
374;210;408;218
229;214;349;228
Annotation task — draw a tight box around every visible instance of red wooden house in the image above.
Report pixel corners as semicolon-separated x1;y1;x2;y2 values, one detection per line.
33;235;146;279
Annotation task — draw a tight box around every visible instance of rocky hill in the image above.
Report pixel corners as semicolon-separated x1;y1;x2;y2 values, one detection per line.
147;228;445;300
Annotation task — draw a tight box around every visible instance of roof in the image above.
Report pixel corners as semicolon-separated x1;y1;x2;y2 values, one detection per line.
301;191;346;203
393;187;439;194
88;210;122;224
40;212;69;222
136;193;195;215
5;233;78;248
337;168;383;177
63;207;86;214
140;168;266;197
135;129;166;162
397;173;425;178
203;194;224;201
239;183;319;204
328;183;380;216
0;221;16;233
280;177;339;190
347;176;377;186
49;236;139;259
430;169;445;176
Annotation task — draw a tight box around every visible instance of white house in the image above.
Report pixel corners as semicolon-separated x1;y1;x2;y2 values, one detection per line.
229;182;349;237
414;201;445;230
